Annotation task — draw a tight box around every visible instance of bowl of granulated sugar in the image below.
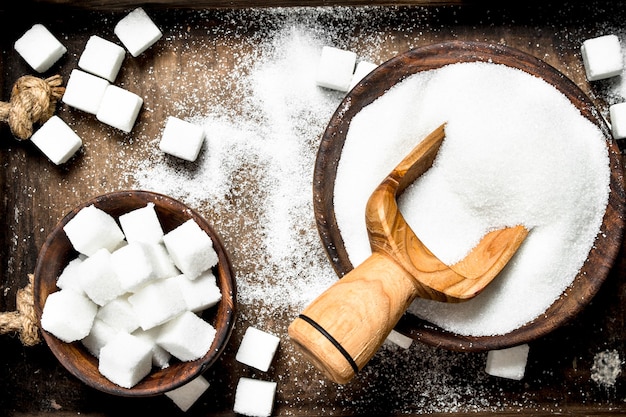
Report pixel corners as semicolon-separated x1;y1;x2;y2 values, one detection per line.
33;190;236;396
315;40;625;352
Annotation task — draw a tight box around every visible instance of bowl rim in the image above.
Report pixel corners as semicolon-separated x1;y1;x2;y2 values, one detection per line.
313;40;626;352
33;189;237;396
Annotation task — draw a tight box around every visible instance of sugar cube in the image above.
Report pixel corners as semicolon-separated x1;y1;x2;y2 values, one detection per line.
610;102;626;139
348;60;378;91
30;116;82;165
163;219;218;280
111;242;157;292
159;116;206;162
96;85;143;133
62;69;110;115
235;326;280;372
128;278;187;330
168;272;221;312
79;248;126;306
41;289;98;343
118;203;164;244
315;46;357;92
55;257;85;295
63;204;125;256
14;24;67;73
233;377;277;417
581;34;624;81
82;318;120;358
485;344;530;380
156;311;216;361
384;329;413;349
144;242;180;279
78;35;126;82
114;7;162;57
132;326;171;368
96;296;140;333
99;332;153;388
165;375;210;412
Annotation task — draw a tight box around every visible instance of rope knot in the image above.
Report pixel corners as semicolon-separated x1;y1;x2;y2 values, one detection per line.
0;275;41;346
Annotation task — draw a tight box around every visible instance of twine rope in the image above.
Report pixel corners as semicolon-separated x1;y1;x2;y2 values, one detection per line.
0;75;65;140
0;275;41;346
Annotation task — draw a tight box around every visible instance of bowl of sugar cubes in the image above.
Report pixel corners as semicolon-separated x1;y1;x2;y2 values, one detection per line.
33;190;236;396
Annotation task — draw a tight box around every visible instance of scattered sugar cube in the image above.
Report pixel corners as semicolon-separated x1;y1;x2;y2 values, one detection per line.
485;344;530;381
114;7;162;57
82;318;120;358
163;219;218;280
128;278;187;330
78;35;126;82
384;329;413;349
165;375;210;412
111;242;157;292
30;116;82;165
315;46;357;92
62;69;110;115
79;248;126;306
55;257;84;295
96;296;140;333
581;34;624;81
236;326;280;372
159;116;206;162
63;204;126;256
132;326;171;368
41;289;98;343
143;242;180;279
168;272;221;312
118;203;164;244
610;102;626;139
156;310;216;361
14;23;67;72
99;332;153;389
233;377;277;417
96;85;143;133
348;60;378;91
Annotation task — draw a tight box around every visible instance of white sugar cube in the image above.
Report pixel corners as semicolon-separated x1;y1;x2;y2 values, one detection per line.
96;85;143;133
485;344;530;380
41;289;98;343
159;116;206;162
56;257;84;295
114;7;162;57
99;332;153;389
384;329;413;349
97;296;140;333
62;69;110;115
78;35;126;82
111;242;157;292
610;102;626;139
233;377;277;417
156;311;216;362
128;278;187;330
118;203;164;244
80;248;125;306
165;375;210;412
163;219;218;280
82;318;120;358
315;46;357;92
14;24;67;73
63;204;125;256
581;34;624;81
348;61;378;91
132;326;171;368
168;271;221;312
235;327;280;372
30;116;82;165
144;242;180;279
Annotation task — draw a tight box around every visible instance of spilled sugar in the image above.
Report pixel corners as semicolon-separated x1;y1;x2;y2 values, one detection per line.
591;349;622;388
334;62;610;336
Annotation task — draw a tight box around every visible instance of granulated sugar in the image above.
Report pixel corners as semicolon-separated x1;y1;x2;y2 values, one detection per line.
334;62;610;336
591;349;622;388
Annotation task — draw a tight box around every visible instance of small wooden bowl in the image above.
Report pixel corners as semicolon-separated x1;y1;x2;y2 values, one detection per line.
33;190;236;396
314;41;625;352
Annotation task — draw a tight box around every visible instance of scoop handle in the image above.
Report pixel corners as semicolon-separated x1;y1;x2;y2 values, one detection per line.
288;251;418;384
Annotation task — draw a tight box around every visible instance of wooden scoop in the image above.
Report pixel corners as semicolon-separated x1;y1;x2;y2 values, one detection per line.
288;124;528;384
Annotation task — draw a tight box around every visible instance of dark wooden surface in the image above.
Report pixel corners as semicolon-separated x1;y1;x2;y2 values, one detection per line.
3;1;626;416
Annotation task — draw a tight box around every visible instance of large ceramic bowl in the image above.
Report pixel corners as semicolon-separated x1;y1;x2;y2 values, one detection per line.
34;190;236;396
313;41;625;352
